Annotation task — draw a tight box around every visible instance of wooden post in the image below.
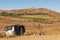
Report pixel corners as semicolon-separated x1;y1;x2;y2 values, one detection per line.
21;27;22;36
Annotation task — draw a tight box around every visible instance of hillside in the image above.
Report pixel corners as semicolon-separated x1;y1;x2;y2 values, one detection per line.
0;8;60;35
0;8;60;16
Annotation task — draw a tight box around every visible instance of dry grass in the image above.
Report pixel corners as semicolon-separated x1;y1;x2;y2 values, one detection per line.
21;15;52;18
0;16;60;35
0;35;60;40
0;8;60;40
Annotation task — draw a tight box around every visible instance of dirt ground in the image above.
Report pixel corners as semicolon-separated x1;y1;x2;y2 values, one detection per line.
0;35;60;40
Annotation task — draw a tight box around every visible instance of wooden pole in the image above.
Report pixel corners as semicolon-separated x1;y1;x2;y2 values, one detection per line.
21;27;22;36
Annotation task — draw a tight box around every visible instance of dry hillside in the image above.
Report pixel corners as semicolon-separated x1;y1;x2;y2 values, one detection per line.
0;8;60;35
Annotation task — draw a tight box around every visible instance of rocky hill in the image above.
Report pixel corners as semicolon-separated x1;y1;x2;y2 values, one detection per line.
0;8;60;17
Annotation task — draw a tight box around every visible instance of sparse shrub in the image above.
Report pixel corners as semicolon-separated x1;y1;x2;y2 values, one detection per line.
0;12;21;18
34;23;41;29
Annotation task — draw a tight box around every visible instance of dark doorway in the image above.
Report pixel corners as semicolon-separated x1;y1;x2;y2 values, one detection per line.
14;25;25;35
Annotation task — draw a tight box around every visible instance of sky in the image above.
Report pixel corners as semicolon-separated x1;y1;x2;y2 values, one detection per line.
0;0;60;12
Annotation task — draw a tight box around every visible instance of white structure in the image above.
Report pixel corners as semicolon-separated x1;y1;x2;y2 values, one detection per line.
5;26;14;36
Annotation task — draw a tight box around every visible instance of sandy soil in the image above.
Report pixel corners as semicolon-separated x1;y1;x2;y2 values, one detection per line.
0;35;60;40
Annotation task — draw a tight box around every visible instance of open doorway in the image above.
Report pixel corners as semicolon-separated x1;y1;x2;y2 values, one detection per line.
14;25;25;35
